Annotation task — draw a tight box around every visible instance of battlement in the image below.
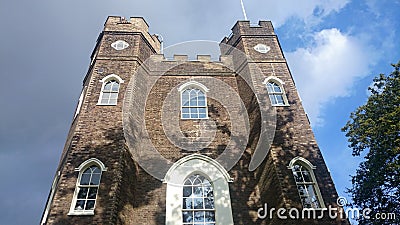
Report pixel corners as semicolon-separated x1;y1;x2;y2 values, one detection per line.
104;16;161;53
149;54;232;66
221;20;275;46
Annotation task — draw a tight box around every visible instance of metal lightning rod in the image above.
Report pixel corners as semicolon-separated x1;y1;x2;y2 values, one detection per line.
240;0;248;20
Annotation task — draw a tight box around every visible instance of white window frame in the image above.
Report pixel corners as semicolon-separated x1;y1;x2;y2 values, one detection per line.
68;158;107;216
263;76;289;106
97;74;124;106
164;154;234;225
178;81;209;119
182;174;216;224
111;40;129;50
254;44;271;54
287;157;325;209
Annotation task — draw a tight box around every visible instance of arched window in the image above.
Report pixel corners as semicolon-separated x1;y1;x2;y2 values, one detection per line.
178;81;209;119
264;77;288;106
164;154;234;225
288;157;324;209
98;74;124;105
182;174;215;224
69;158;106;215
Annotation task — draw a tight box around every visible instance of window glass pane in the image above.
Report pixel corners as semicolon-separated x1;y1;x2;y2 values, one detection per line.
182;94;190;106
111;82;119;92
198;100;206;107
190;107;198;114
110;92;118;100
267;83;274;93
80;174;91;185
77;187;89;199
183;198;193;209
74;200;85;210
198;108;206;114
104;82;112;91
102;92;110;100
189;90;197;99
204;198;214;209
198;95;205;102
182;108;190;114
273;84;282;93
194;211;205;222
269;95;277;105
109;99;117;105
88;187;98;199
204;186;213;197
91;166;101;173
297;185;306;196
183;186;192;197
183;211;194;222
91;174;101;185
205;211;215;222
198;113;207;119
85;200;95;210
302;171;312;182
276;95;284;105
193;198;203;209
293;171;303;182
293;165;301;171
193;186;203;197
182;113;190;119
190;97;198;107
301;196;312;208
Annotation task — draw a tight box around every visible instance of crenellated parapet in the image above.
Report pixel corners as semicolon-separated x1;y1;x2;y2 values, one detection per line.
103;16;161;53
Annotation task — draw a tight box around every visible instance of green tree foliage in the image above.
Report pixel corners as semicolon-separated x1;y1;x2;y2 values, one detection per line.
342;61;400;224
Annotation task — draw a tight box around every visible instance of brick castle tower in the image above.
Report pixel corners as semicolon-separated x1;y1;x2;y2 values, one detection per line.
41;16;348;225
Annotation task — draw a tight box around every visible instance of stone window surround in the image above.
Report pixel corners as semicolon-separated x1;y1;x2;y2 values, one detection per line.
164;154;234;225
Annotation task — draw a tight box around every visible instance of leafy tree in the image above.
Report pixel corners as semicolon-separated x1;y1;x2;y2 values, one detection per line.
342;61;400;224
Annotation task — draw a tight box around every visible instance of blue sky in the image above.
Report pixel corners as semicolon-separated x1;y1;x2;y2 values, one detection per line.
0;0;399;224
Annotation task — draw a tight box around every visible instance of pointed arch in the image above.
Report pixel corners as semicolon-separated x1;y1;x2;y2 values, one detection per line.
288;157;325;209
263;76;289;106
68;158;106;215
178;81;209;119
164;154;234;225
98;74;124;105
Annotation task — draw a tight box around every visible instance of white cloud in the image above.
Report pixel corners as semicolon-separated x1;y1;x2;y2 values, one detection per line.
247;0;350;27
286;28;373;126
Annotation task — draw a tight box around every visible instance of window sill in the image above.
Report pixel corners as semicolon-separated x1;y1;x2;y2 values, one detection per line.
96;103;117;106
272;104;290;107
180;117;209;120
68;211;94;216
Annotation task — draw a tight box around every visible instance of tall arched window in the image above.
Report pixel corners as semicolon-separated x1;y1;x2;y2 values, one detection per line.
264;76;288;106
182;174;215;224
69;158;106;215
98;74;124;105
164;154;234;225
178;81;209;119
267;82;285;106
288;157;324;209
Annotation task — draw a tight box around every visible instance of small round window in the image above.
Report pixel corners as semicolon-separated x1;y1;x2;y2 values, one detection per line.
254;44;270;54
111;40;129;50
